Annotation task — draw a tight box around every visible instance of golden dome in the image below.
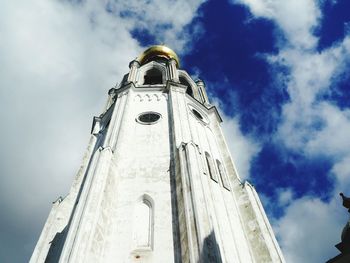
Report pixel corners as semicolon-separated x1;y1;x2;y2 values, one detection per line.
137;45;180;68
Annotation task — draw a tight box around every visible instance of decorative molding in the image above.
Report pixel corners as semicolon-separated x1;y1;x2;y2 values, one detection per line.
187;104;209;125
136;61;168;85
133;93;165;102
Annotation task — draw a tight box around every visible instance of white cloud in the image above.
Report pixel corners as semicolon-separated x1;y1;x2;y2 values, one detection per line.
220;111;261;180
305;103;350;157
232;0;321;49
206;75;260;181
272;37;350;263
270;35;350;263
275;196;347;263
274;37;350;163
0;1;139;260
0;0;205;260
105;0;206;52
277;188;294;207
332;156;350;192
198;80;260;181
228;0;350;261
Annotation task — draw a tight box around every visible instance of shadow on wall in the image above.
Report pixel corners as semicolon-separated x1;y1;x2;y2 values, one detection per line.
44;226;67;263
200;230;222;263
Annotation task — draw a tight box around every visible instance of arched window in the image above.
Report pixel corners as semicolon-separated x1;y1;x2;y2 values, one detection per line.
143;68;163;85
133;196;153;249
180;76;193;97
216;160;230;190
205;152;218;183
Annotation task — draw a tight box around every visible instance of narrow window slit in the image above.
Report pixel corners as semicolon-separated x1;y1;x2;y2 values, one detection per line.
216;160;231;190
205;152;219;183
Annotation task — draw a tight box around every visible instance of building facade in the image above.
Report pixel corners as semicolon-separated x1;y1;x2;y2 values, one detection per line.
30;45;285;263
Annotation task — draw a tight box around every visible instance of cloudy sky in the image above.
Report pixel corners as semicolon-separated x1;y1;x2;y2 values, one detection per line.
1;0;350;262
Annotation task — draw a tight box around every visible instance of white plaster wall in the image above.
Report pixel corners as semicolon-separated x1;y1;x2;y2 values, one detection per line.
182;96;254;262
31;61;285;263
175;93;284;263
102;88;174;262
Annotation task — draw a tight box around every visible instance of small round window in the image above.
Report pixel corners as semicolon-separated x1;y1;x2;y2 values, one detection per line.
137;112;161;125
192;109;203;120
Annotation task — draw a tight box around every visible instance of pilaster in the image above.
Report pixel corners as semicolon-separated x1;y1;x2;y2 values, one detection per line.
178;142;223;262
168;59;179;82
58;147;113;263
31;45;285;263
104;87;131;150
103;87;117;112
167;81;193;147
127;60;140;83
196;79;209;105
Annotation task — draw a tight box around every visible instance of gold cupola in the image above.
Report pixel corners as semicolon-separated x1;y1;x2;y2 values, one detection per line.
137;45;180;68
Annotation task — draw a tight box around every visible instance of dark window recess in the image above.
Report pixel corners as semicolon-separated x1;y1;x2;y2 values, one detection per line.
180;76;193;97
121;74;128;84
186;87;193;96
138;112;161;124
144;68;163;85
192;109;203;120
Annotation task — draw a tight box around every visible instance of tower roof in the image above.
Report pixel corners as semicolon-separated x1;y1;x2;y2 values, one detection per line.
137;45;180;68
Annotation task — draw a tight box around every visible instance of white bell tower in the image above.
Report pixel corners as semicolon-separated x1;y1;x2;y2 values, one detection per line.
30;45;285;263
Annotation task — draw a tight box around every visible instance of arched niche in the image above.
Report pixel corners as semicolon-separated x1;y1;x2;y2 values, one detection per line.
137;61;167;86
178;70;200;101
132;194;154;250
179;76;193;97
144;68;163;85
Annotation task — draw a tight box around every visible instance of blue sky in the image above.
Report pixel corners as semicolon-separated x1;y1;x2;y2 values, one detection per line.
1;0;350;262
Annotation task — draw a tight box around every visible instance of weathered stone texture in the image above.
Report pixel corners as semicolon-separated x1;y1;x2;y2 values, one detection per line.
31;54;285;263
